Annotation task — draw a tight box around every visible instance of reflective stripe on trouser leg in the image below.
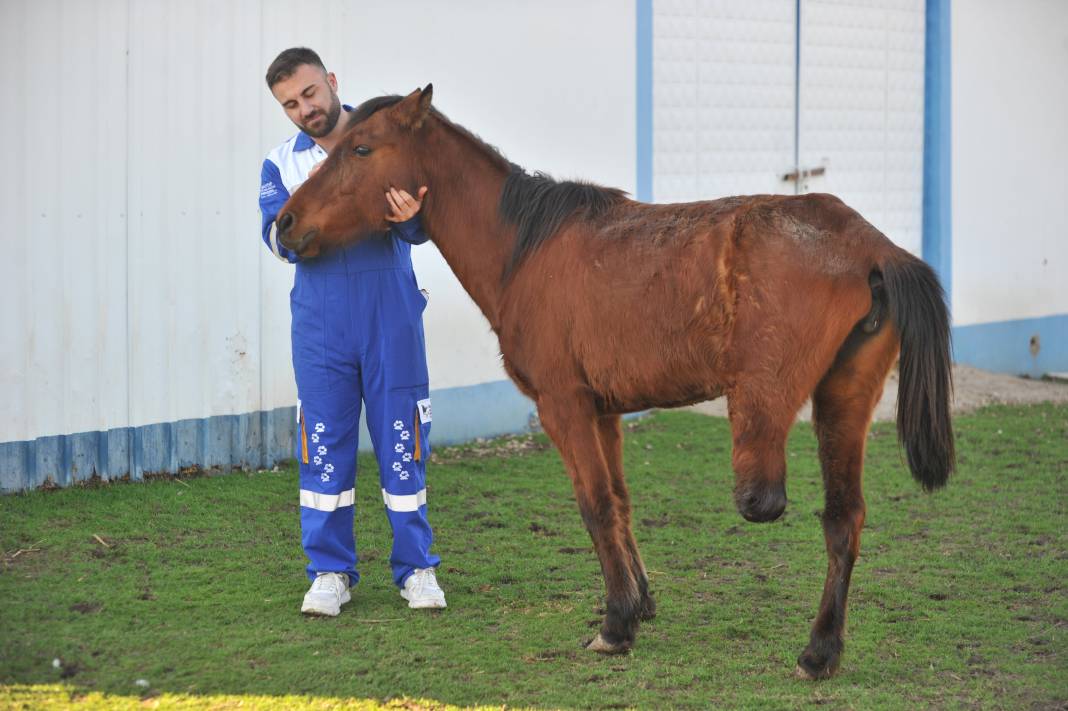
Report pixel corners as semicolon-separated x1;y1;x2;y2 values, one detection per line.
297;393;361;586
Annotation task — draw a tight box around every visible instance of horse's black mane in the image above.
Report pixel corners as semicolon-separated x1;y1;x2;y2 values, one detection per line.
500;169;626;274
350;94;628;275
346;94;406;126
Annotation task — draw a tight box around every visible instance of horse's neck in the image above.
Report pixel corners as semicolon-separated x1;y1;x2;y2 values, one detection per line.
418;126;512;332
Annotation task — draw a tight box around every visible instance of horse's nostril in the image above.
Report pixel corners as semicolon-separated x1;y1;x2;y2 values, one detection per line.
277;212;294;234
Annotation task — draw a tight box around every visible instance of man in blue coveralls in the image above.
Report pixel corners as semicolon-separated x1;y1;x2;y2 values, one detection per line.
259;47;445;616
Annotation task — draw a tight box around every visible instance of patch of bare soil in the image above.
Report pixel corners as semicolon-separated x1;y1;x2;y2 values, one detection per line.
688;365;1068;422
429;433;549;463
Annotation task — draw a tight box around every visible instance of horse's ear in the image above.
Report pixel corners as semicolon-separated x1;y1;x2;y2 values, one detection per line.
395;84;434;131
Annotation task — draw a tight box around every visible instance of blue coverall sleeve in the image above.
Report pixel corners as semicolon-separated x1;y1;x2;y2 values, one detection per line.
260;158;301;263
390;215;431;245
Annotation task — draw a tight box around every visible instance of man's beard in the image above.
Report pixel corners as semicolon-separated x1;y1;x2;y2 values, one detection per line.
301;93;342;138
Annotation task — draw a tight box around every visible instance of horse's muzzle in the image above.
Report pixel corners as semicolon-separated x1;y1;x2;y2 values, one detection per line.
276;212;318;255
288;229;319;255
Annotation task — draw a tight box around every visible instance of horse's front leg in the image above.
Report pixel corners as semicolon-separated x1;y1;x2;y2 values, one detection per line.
539;399;642;653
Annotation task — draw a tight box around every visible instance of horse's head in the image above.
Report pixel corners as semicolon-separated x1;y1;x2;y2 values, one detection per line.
275;85;434;258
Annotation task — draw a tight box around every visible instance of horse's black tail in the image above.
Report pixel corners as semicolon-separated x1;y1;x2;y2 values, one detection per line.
881;254;955;491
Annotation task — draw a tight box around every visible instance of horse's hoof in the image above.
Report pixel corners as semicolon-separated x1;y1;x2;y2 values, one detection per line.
639;594;657;621
585;633;630;655
794;653;839;680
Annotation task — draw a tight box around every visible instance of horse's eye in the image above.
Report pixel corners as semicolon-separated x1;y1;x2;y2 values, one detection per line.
354;145;372;157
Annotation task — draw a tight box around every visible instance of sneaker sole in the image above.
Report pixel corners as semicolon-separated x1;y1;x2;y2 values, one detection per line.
400;591;447;609
301;605;341;617
407;599;447;609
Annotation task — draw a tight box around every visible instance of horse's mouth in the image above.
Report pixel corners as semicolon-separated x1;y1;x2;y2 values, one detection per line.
285;229;319;255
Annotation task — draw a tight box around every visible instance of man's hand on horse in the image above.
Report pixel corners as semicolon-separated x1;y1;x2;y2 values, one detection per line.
385;186;428;222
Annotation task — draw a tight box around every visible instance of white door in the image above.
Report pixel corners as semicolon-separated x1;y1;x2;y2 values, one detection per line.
653;0;798;202
652;0;926;254
797;0;926;254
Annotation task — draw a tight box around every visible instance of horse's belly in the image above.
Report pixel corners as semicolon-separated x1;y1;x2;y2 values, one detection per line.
600;385;727;415
582;338;731;413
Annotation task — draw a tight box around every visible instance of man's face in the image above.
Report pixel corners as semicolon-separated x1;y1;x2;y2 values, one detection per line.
271;63;342;138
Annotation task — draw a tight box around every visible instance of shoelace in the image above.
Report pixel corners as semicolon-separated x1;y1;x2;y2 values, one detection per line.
312;573;344;596
409;569;438;593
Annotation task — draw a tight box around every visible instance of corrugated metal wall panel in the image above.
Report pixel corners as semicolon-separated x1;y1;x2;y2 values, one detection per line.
24;1;66;448
126;0;265;430
0;0;297;490
0;0;30;445
0;0;134;488
2;1;637;491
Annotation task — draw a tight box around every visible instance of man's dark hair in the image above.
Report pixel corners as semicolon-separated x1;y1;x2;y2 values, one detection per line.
266;47;326;88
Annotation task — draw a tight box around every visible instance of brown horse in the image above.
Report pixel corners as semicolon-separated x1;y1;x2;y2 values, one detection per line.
275;86;954;679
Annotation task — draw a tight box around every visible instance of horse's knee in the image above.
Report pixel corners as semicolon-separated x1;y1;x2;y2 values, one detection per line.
734;478;788;523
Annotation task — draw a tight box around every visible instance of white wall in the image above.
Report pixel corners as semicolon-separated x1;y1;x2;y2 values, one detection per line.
0;0;636;446
951;0;1068;326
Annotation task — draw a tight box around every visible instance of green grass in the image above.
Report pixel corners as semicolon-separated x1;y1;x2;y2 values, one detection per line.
1;405;1066;710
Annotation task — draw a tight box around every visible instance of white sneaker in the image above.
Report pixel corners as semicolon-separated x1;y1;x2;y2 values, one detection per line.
401;568;447;609
301;572;351;616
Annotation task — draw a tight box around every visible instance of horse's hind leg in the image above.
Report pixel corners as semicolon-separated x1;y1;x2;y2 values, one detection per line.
538;398;642;653
598;415;655;620
797;325;899;680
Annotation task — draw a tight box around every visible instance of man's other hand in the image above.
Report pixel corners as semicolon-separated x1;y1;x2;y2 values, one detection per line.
385;186;428;222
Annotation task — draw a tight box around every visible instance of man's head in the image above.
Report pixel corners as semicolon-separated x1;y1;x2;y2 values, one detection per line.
266;47;342;139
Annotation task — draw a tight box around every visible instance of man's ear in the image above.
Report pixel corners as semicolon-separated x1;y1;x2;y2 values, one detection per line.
326;71;338;93
394;83;434;130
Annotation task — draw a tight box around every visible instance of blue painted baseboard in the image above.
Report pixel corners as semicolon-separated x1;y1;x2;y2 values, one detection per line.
952;313;1068;378
1;380;537;493
0;407;298;494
